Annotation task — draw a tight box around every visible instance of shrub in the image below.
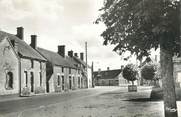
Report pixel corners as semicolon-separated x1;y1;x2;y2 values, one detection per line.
122;64;138;85
35;87;45;94
141;63;156;80
21;87;30;96
141;63;161;87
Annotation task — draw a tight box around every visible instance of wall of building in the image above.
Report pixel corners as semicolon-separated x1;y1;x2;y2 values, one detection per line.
97;78;119;86
173;58;181;88
20;58;46;95
0;38;19;95
53;66;64;92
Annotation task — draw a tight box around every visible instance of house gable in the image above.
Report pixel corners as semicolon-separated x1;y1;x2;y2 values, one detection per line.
0;37;19;95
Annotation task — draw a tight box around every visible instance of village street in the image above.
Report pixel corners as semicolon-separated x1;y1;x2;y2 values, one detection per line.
0;86;180;117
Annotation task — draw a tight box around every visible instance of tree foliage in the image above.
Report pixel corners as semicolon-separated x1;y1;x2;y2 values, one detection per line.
96;0;180;59
122;64;138;84
141;63;157;80
96;0;180;116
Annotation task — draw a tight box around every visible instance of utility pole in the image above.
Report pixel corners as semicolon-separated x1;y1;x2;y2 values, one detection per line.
85;42;88;88
92;61;94;88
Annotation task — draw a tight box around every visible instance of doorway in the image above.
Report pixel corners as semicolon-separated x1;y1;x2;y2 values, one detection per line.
69;76;72;89
62;76;65;90
30;72;34;92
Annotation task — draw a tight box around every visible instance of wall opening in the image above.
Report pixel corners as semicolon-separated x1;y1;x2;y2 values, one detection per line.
24;71;28;87
57;75;60;86
6;72;13;89
30;72;34;92
62;76;64;90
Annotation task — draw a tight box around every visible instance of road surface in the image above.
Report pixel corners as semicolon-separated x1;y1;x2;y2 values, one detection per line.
0;86;180;117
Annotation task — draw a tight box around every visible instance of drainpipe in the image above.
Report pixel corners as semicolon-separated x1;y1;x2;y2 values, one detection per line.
19;58;21;96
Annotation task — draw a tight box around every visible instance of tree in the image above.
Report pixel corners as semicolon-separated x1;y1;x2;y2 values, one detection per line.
141;63;156;81
141;63;160;86
122;64;137;85
96;0;180;116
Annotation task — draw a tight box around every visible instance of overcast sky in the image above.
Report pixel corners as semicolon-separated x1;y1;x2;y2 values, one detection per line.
0;0;138;71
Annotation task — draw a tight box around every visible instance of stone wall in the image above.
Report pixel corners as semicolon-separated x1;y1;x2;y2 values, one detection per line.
0;38;19;95
20;58;46;96
51;66;81;93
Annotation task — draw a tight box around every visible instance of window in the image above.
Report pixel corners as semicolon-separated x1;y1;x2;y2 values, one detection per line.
31;60;34;68
69;76;72;89
78;77;80;88
62;76;64;90
69;68;71;74
30;72;34;92
40;72;42;86
57;75;60;86
6;72;13;89
24;71;28;87
62;67;64;73
40;62;42;70
72;77;75;85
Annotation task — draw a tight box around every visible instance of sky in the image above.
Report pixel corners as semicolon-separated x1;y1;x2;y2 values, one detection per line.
0;0;139;71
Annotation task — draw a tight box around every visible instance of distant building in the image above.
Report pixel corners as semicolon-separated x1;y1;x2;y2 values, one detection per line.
0;27;47;96
93;68;129;86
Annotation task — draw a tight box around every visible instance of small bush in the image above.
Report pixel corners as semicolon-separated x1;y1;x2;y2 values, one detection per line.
21;87;30;96
35;87;45;94
141;63;156;80
55;86;61;92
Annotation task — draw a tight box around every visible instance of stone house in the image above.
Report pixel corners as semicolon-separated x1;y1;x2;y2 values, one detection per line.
93;68;129;86
66;51;85;89
0;27;47;96
37;45;78;93
72;53;89;88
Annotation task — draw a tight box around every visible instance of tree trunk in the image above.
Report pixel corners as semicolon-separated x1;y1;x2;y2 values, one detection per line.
160;47;178;117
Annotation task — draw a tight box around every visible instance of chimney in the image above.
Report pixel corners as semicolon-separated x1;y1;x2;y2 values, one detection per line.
16;27;24;40
58;45;65;57
121;65;124;70
30;35;37;49
68;50;73;57
107;67;110;71
80;52;84;61
10;40;18;53
74;53;78;57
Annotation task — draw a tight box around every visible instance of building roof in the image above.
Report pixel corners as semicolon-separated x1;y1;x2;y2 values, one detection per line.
73;56;86;66
93;69;122;79
65;56;79;69
0;31;46;61
37;47;75;68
